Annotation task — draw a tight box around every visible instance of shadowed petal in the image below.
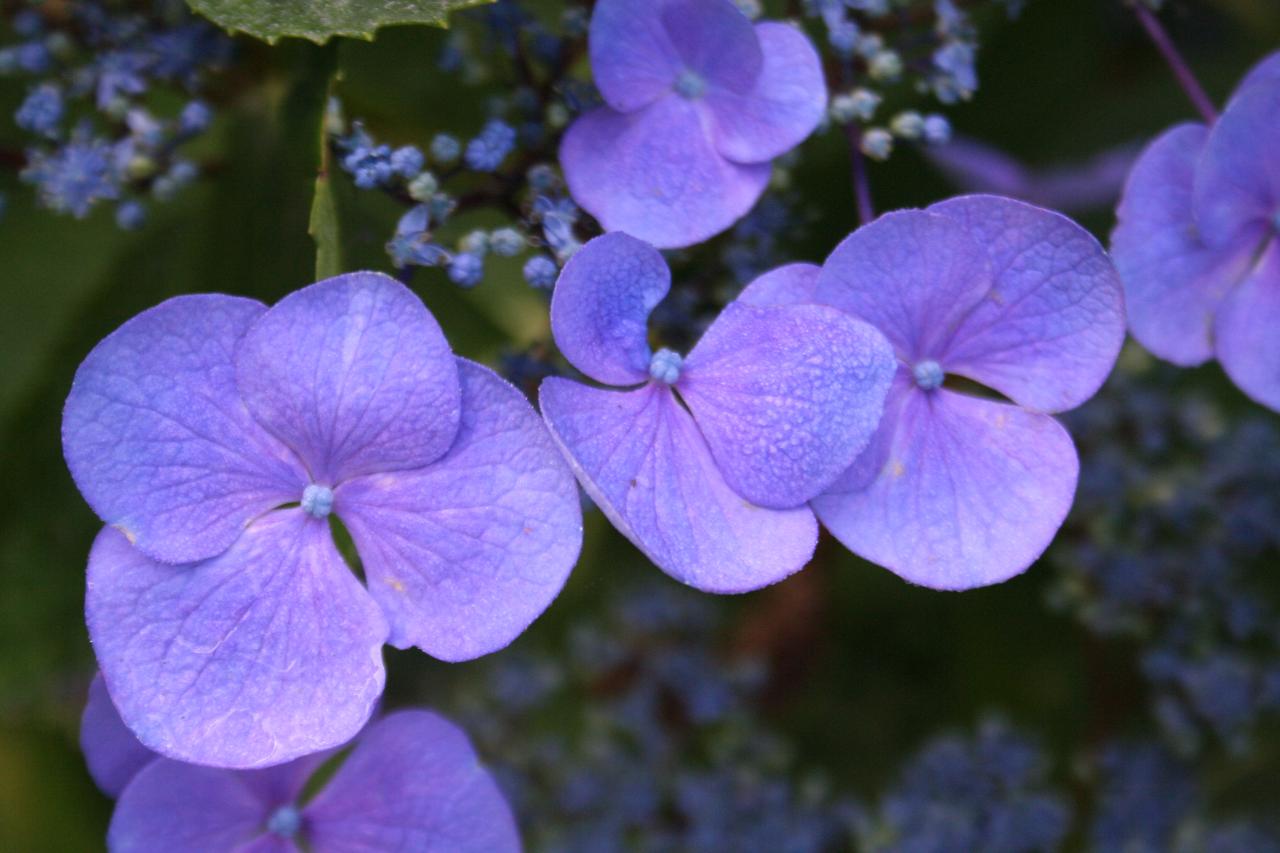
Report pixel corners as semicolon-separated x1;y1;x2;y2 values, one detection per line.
929;195;1125;413
735;262;821;306
337;360;582;662
549;232;669;385
660;0;761;94
62;294;306;565
1193;81;1280;249
304;711;519;853
561;98;771;249
86;512;387;769
815;210;993;361
812;384;1078;590
679;300;895;507
1215;240;1280;412
1112;124;1258;366
235;272;461;484
707;22;826;163
539;378;816;593
81;673;156;797
589;0;682;112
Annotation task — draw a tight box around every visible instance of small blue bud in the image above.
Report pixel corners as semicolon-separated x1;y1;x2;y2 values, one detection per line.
448;252;484;287
464;121;515;172
923;114;952;144
390;145;424;178
860;128;894;161
489;227;524;257
523;255;559;289
912;360;945;391
527;164;557;191
115;200;146;231
649;348;684;385
15;84;63;138
430;134;461;164
179;100;212;134
301;484;334;519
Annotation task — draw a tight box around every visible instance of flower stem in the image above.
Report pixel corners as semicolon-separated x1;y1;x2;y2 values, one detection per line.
1132;3;1218;124
845;124;875;226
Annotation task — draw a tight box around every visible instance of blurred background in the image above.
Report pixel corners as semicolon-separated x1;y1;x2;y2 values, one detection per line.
2;0;1280;849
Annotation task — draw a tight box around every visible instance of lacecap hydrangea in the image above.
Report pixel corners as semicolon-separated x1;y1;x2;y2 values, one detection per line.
63;272;583;768
1113;51;1280;412
561;0;826;248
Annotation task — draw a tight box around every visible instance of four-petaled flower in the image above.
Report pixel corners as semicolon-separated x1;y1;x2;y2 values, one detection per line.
1112;51;1280;412
82;674;519;852
538;232;896;592
560;0;827;249
807;195;1125;589
63;272;583;768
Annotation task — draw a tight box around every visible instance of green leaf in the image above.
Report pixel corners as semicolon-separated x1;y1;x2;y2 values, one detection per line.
309;81;343;279
186;0;493;44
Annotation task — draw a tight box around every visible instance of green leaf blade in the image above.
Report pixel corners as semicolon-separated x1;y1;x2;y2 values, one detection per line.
187;0;493;44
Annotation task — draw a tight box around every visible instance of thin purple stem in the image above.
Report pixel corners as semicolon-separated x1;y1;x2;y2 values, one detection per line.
1133;3;1218;124
845;124;875;226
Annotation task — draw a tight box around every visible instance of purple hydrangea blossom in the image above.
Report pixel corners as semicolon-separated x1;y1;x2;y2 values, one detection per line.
63;272;583;768
807;195;1125;589
82;675;519;852
1112;51;1280;411
560;0;827;249
537;232;895;592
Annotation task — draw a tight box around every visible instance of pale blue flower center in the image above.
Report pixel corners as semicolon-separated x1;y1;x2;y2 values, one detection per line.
912;360;945;391
301;484;334;518
267;805;302;838
674;69;707;99
649;348;684;384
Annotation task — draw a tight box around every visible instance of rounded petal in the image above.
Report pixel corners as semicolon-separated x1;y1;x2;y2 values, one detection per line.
660;0;761;94
108;759;272;852
812;385;1079;590
706;22;826;164
814;209;993;361
1111;124;1258;366
735;262;821;307
679;300;896;507
304;711;518;853
929;195;1126;413
1233;50;1280;101
539;378;816;593
62;294;306;565
549;232;669;386
1193;81;1280;249
589;0;682;112
81;673;156;798
561;98;771;249
1215;240;1280;412
336;360;583;662
86;513;388;769
235;272;461;484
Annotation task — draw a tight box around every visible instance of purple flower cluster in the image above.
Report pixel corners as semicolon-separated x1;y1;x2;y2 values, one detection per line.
1113;51;1280;412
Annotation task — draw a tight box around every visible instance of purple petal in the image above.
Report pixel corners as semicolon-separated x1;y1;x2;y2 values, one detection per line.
813;383;1079;589
814;209;993;361
735;262;821;307
1234;50;1280;100
1111;124;1257;366
660;0;761;95
108;759;274;852
928;195;1125;413
235;272;461;484
86;512;388;769
81;672;156;798
304;710;519;853
679;300;896;507
549;232;669;386
1215;240;1280;412
62;294;306;564
1193;80;1280;249
588;0;682;112
560;98;771;249
337;360;582;662
706;22;826;163
539;378;817;593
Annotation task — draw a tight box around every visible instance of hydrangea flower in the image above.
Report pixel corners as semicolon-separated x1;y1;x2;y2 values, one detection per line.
538;232;895;592
560;0;827;248
63;272;583;768
1112;51;1280;411
82;675;519;852
805;195;1125;589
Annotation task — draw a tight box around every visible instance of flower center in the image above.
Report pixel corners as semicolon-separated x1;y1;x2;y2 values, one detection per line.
674;69;707;100
267;805;302;838
912;359;945;391
649;348;684;384
301;484;334;519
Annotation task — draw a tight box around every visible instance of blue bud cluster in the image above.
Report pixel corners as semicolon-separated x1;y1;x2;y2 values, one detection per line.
1052;358;1280;755
2;1;231;226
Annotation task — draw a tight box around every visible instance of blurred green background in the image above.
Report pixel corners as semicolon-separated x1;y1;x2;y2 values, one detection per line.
2;1;1279;849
